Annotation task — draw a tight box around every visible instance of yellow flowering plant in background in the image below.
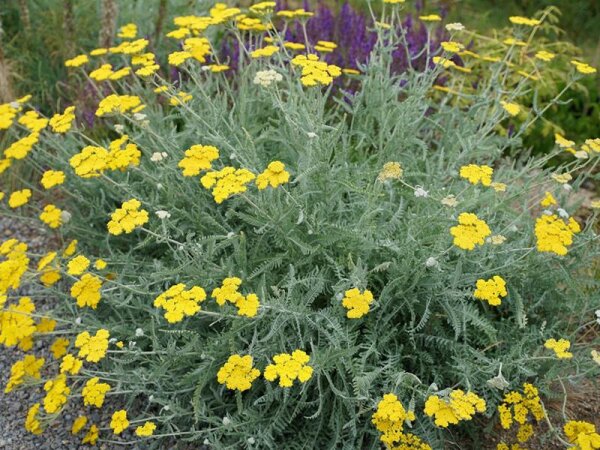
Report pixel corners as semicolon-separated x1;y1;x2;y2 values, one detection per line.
0;1;599;448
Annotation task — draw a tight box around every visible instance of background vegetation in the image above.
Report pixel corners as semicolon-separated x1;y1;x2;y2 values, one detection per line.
1;0;599;159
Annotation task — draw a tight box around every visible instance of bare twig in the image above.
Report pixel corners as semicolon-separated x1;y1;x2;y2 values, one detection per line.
18;0;31;33
62;0;76;56
99;0;118;49
154;0;168;45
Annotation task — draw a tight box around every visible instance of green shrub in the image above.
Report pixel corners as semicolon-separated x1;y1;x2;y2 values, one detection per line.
1;2;599;449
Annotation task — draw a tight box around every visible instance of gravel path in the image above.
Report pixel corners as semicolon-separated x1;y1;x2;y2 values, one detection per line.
0;217;125;450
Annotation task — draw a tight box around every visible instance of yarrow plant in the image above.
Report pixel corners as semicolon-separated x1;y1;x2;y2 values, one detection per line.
0;1;599;448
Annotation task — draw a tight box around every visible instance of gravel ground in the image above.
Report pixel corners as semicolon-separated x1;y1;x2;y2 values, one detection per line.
0;217;205;450
0;217;126;450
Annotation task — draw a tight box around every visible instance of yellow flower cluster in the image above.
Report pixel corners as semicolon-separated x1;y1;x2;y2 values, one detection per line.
564;420;600;450
82;377;111;408
236;293;260;318
251;45;280;58
71;415;88;434
168;51;191;66
377;161;403;182
184;37;212;62
498;383;544;430
389;433;432;450
552;172;573;184
544;338;573;359
178;145;220;176
153;284;207;323
25;403;43;435
0;239;29;295
314;40;337;53
0;159;10;175
109;38;149;55
105;135;142;171
516;423;535;444
535;50;556;62
555;133;576;149
540;191;557;207
171;12;216;34
96;94;144;116
82;424;99;445
534;214;580;256
284;41;306;51
211;277;260;317
118;23;137;39
420;14;442;22
583;138;600;154
110;409;129;435
236;15;271;32
201;167;256;203
212;277;242;305
135;421;157;437
473;275;507;306
441;41;464;53
36;316;57;333
509;16;541;27
291;54;342;87
5;354;44;393
60;354;83;375
554;131;600;159
41;170;65;189
459;164;493;186
107;199;149;235
571;60;597;75
70;146;108;178
217;354;261;391
276;8;313;19
424;390;486;427
0;102;19;129
37;251;61;287
264;350;313;387
372;393;416;446
69;135;141;178
71;273;103;309
169;91;193;106
450;213;491;250
9;189;32;208
65;54;89;67
168;37;212;65
249;1;276;13
63;239;77;257
131;52;160;77
75;329;110;363
0;297;36;348
5;132;40;159
497;441;528;449
19;110;48;132
39;204;63;229
501;101;521;117
341;287;374;319
433;56;471;73
43;374;70;413
67;255;90;275
256;161;290;190
89;64;131;82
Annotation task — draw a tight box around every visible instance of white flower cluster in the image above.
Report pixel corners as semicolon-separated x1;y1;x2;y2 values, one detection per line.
253;69;283;87
151;152;168;162
445;22;465;31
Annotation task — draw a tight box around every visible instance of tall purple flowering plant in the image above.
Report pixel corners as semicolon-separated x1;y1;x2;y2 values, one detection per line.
219;1;446;75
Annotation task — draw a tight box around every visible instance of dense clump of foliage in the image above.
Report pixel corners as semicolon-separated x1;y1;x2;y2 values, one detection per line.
1;1;599;449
